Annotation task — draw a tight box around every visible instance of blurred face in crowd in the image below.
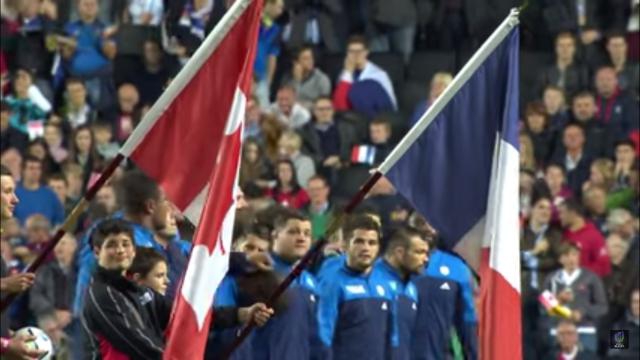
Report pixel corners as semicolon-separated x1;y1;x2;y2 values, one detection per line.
272;218;311;262
595;68;618;98
237;234;270;258
54;234;77;266
606;233;628;266
67;81;87;108
1;149;23;180
143;41;163;67
0;174;18;220
370;123;391;145
48;178;68;204
245;97;261;124
429;74;451;101
307;178;329;206
244;142;260;163
96;185;117;214
78;0;99;23
543;87;565;115
75;128;93;155
556;322;579;352
572;95;596;121
26;216;51;244
615;144;636;167
28;142;47;161
346;228;380;272
631;290;640;317
562;125;585;152
589;164;606;186
95;232;136;273
278;136;297;157
555;35;576;63
519;170;535;194
137;260;169;295
13;70;33;97
276;87;296;116
22;160;43;185
559;248;580;272
347;41;369;69
264;0;284;19
558;204;576;228
297;49;315;73
530;198;552;226
93;127;113;146
276;162;294;187
20;0;40;18
44;124;63;147
583;187;607;216
526;112;546;133
118;84;140;113
607;36;628;62
313;98;334;124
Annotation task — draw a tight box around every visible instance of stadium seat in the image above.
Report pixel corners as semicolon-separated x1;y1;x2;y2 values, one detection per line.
115;25;162;56
398;81;426;120
338;110;369;143
318;52;346;88
369;53;405;86
407;51;456;84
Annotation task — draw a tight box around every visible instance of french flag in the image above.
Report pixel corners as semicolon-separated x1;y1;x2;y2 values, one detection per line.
351;145;377;165
382;12;522;360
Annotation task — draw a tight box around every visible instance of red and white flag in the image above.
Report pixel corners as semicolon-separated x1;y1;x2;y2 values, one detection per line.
117;0;263;358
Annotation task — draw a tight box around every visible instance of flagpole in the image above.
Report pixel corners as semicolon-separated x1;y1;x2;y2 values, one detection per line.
377;9;520;175
0;0;257;314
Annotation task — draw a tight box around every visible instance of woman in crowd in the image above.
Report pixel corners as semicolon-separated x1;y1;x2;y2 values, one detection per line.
266;159;309;209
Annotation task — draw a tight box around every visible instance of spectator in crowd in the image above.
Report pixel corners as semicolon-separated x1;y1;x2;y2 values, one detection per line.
94;182;117;216
605;209;640;311
107;83;141;142
582;158;615;193
26;137;60;175
266;159;310;209
47;173;74;216
28;233;77;348
375;226;428;359
1;164;44;360
42;123;68;164
542;85;570;131
260;113;286;162
0;101;29;154
60;78;96;130
544;320;599;360
607;288;640;359
570;91;614;158
252;210;320;359
81;218;274;359
14;155;64;225
61;0;117;110
277;130;315;188
67;124;101;189
299;96;355;179
91;121;119;160
368;117;393;165
605;32;639;96
243;95;263;141
304;175;334;241
62;162;84;202
4;68;49;135
281;45;331;109
582;185;609;232
593;66;638;139
603;233;633;309
366;0;417;64
0;148;23;182
558;198;611;277
542;243;608;340
537;32;589;99
410;72;453;126
552;122;594;196
284;0;342;53
269;85;311;130
128;247;169;295
133;39;178;106
613;139;638;189
127;0;164;26
333;35;397;119
13;214;53;267
523;101;557;166
317;214;391;360
254;0;284;107
239;138;274;195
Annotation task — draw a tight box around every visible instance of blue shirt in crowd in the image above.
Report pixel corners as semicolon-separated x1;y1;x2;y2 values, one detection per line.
64;20;110;76
14;183;64;225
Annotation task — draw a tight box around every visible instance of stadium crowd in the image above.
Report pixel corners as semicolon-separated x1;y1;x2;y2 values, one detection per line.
0;0;639;359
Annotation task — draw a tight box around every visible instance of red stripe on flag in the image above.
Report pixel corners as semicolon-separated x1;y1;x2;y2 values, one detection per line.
129;0;261;212
479;249;522;360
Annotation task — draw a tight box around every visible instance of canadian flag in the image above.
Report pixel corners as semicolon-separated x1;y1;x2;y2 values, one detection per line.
117;0;263;358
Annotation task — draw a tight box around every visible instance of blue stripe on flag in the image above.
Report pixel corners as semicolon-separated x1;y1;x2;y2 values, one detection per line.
386;28;520;249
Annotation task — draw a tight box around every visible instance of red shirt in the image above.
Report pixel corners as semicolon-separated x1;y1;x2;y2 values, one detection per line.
563;221;611;277
266;187;309;209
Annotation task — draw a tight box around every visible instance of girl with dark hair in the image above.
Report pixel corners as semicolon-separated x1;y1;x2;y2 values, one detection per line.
66;125;102;190
266;159;309;209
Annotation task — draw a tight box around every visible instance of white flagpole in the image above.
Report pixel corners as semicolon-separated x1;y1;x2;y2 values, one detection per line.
377;9;520;174
120;0;255;156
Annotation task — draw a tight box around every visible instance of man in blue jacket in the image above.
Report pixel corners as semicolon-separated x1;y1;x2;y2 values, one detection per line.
317;214;392;360
374;226;429;360
252;210;321;360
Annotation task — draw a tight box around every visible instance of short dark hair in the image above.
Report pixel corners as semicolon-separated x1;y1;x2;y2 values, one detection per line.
614;139;635;150
347;35;368;49
91;218;134;249
22;155;42;169
128;247;167;278
560;198;585;217
47;173;68;186
385;226;424;255
65;77;85;88
296;45;314;59
115;170;161;216
343;214;381;243
307;174;329;187
0;164;11;177
606;31;626;43
563;121;585;134
314;95;333;105
273;208;308;231
371;117;391;131
545;162;566;174
572;91;595;102
557;241;580;256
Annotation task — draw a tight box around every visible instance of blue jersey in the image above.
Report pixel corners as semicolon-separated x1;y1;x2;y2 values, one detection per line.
317;261;393;360
315;254;345;283
252;254;320;360
374;260;418;360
